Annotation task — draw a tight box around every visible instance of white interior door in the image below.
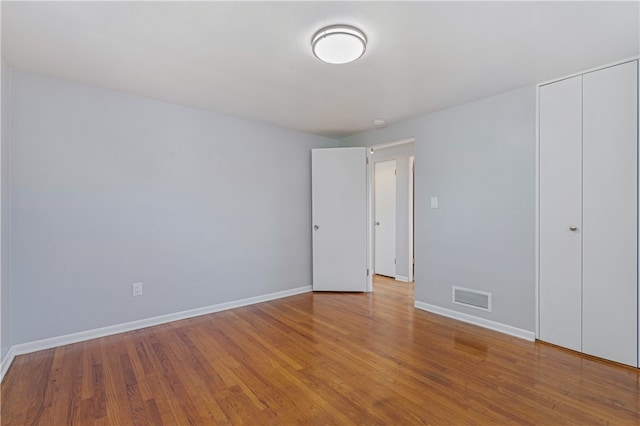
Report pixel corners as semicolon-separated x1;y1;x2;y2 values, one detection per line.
581;60;638;367
538;75;583;352
312;147;367;292
374;160;396;277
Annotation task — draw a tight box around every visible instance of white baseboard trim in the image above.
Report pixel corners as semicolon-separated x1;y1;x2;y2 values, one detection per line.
395;275;409;282
4;285;312;377
0;346;16;383
414;300;535;341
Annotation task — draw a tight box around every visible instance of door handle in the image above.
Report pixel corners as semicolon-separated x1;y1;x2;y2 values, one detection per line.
569;225;578;231
375;221;380;226
314;225;319;231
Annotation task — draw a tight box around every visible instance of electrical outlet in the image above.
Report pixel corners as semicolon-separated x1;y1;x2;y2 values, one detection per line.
132;282;143;297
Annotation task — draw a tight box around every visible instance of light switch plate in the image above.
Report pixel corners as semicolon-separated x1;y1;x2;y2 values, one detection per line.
430;196;439;209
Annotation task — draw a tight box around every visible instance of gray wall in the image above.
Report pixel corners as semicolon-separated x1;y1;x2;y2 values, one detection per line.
1;59;11;360
10;68;337;344
341;86;536;332
369;143;415;279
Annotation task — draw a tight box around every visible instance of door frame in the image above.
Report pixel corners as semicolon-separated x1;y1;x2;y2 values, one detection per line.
409;155;415;283
366;137;415;292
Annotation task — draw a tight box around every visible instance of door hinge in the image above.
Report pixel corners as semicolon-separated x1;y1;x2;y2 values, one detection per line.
367;268;370;276
366;157;369;165
394;258;396;264
412;257;415;265
395;169;397;175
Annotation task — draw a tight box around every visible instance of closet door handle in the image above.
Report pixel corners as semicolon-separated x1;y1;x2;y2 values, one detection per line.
569;225;578;231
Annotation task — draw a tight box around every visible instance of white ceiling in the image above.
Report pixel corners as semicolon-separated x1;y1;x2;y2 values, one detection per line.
2;1;639;138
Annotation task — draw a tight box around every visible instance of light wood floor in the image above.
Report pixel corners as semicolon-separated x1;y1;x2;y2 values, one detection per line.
2;275;639;425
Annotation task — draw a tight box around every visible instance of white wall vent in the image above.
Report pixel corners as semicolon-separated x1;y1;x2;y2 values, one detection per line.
452;286;492;312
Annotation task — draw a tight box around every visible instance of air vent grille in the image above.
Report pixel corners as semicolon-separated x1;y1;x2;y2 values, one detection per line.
452;286;491;311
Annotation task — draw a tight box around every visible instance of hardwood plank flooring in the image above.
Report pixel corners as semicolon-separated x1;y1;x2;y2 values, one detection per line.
2;275;639;425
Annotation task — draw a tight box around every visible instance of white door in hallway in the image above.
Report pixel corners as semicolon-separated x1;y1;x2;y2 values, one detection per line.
312;147;368;292
374;160;396;278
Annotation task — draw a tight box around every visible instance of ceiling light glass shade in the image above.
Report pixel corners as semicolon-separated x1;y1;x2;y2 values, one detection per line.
312;25;367;64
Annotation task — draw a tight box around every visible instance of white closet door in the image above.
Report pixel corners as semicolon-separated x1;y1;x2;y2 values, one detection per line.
539;76;583;352
582;61;638;367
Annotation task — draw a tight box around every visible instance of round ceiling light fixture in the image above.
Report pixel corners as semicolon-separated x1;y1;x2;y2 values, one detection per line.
311;25;367;64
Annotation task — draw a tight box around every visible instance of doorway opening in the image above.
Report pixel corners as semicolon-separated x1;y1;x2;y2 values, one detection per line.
374;159;397;278
366;138;415;292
